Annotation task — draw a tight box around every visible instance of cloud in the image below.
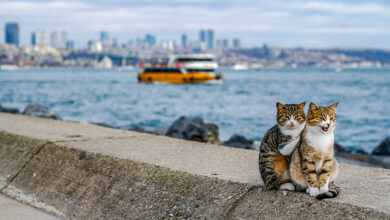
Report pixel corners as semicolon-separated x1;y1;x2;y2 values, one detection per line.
0;1;87;11
0;0;389;48
287;1;389;15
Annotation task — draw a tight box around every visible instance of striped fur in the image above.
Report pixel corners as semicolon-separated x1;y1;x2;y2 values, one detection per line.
316;183;340;200
290;102;340;199
259;102;306;190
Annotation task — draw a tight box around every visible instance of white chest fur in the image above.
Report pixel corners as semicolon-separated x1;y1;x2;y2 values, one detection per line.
305;126;334;152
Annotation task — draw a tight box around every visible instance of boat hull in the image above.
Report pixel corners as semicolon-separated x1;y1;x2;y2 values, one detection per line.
138;72;222;84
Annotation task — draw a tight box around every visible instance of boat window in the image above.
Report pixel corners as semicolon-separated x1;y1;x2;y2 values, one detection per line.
187;69;214;72
144;68;182;73
167;68;181;73
176;58;213;62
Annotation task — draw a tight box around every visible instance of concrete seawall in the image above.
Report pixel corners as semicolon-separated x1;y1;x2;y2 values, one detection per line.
0;112;390;219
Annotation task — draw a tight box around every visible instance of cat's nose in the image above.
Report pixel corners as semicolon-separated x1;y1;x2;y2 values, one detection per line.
290;122;295;126
326;123;330;127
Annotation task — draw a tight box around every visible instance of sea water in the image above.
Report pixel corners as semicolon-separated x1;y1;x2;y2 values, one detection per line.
0;68;389;153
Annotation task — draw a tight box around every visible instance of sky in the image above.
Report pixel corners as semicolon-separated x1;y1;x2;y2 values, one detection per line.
1;0;390;48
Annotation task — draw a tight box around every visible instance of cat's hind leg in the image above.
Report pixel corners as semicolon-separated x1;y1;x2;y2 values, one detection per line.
259;153;279;190
259;152;288;190
273;153;291;190
289;150;308;192
279;164;295;191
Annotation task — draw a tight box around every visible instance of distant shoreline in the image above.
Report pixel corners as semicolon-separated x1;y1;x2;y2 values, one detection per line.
1;65;390;71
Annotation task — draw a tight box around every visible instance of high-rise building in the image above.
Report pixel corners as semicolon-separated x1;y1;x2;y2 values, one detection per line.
61;31;67;48
199;29;206;43
207;29;214;49
31;30;48;46
181;34;187;48
100;31;109;43
66;40;74;49
5;22;19;46
216;39;221;49
222;38;229;48
233;38;241;48
31;33;35;45
112;38;118;47
135;38;143;48
51;31;58;48
144;34;156;48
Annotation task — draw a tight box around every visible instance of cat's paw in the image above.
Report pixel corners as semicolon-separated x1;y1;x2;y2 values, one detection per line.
306;187;320;197
320;185;329;193
279;183;295;191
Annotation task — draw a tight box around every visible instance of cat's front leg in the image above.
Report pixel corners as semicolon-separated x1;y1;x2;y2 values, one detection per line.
302;157;319;197
319;157;334;193
306;186;319;197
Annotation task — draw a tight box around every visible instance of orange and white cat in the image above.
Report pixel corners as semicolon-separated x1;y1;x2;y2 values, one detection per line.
290;102;340;199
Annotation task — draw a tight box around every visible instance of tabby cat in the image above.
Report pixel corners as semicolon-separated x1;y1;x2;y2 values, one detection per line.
290;102;340;200
259;102;306;190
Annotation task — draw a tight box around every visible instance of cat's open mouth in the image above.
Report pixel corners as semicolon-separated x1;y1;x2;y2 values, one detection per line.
321;126;329;132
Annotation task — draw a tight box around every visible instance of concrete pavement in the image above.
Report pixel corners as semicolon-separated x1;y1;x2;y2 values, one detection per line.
0;113;390;219
0;194;58;220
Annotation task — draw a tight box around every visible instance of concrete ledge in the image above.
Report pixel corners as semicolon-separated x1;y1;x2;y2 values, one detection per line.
0;113;390;218
0;194;58;220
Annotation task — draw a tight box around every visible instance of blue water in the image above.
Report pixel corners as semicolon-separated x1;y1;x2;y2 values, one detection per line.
1;68;389;153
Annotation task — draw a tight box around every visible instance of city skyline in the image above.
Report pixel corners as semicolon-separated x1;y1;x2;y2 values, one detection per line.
0;0;390;49
3;22;242;51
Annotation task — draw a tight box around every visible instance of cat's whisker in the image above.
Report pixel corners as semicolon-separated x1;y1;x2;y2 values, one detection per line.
334;122;346;127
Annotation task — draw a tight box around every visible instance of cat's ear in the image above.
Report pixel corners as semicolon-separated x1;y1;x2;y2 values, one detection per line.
328;102;339;111
276;102;285;110
309;102;318;112
297;101;306;109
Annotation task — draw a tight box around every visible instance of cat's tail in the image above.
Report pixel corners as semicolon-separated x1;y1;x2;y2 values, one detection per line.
316;183;340;200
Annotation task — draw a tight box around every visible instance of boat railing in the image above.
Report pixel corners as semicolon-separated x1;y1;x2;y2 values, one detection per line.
137;61;183;69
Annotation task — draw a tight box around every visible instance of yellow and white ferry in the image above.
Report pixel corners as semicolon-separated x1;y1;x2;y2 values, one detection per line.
137;54;223;84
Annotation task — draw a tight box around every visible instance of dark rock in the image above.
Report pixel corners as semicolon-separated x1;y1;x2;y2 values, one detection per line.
127;126;167;136
371;155;390;169
204;123;220;145
92;122;115;128
334;142;367;155
128;126;147;133
224;135;254;150
334;141;390;168
151;127;168;136
22;104;59;119
165;116;220;144
334;142;348;155
354;149;368;155
372;138;390;156
0;105;20;114
191;117;204;126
